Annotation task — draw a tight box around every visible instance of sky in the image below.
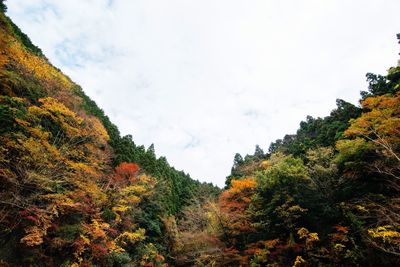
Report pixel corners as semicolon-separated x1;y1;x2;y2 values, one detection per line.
7;0;400;187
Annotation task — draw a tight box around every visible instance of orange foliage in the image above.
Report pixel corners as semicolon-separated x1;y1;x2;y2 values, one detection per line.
220;177;256;207
0;12;169;265
104;162;140;190
115;162;140;183
7;31;73;90
344;91;400;160
219;177;257;240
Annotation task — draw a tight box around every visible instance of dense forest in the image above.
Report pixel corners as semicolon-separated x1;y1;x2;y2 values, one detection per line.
0;2;399;266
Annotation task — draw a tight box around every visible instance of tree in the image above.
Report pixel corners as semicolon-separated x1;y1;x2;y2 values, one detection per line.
336;82;400;259
107;162;139;189
250;153;311;239
233;153;244;167
341;91;400;189
219;177;257;248
254;145;265;159
0;0;6;13
147;143;155;156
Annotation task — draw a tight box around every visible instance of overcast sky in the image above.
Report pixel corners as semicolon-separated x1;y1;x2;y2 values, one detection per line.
7;0;400;187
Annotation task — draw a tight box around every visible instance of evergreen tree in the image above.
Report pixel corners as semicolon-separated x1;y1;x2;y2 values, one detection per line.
0;0;6;13
254;144;265;159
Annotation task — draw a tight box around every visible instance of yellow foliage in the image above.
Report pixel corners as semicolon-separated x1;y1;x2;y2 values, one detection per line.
124;195;141;205
89;219;109;239
292;255;306;267
263;239;279;248
68;162;98;177
80;234;91;245
260;160;271;170
7;33;73;90
116;229;146;247
308;233;319;242
229;178;257;196
86;116;109;143
14;118;30;128
297;227;310;239
335;138;373;162
14;133;60;168
298;227;319;249
60;200;80;211
344;92;400;157
139;243;167;266
0;30;9;70
0;14;165;266
121;185;147;196
108;241;125;253
27;126;51;140
112;205;130;213
288;205;308;213
136;174;157;189
334;243;346;251
39;97;79;118
112;205;130;222
29;97;83;137
368;225;400;245
355;205;368;213
20;226;44;246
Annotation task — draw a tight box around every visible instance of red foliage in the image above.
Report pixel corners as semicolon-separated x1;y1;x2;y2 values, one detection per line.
105;162;140;189
90;243;108;259
333;225;349;233
218;178;257;238
25;216;39;224
115;163;139;182
19;208;41;224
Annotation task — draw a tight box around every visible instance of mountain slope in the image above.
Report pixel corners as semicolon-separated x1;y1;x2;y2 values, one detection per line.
168;56;400;266
0;6;218;266
160;64;400;266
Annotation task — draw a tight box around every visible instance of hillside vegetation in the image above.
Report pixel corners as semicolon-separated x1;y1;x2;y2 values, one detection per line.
0;5;218;266
159;63;400;266
0;3;399;267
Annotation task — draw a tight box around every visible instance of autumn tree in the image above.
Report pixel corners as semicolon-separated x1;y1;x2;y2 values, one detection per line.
335;83;400;259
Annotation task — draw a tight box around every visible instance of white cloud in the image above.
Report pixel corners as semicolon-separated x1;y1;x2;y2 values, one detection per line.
7;0;400;187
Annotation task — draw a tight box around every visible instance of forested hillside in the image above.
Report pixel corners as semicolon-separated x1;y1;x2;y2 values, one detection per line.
1;2;400;266
159;62;400;266
0;4;218;266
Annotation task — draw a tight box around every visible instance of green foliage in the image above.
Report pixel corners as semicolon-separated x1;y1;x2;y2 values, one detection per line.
109;134;201;214
0;104;14;134
335;138;374;165
251;154;311;237
101;208;117;222
361;65;400;99
73;84;205;215
268;99;361;157
0;12;221;266
257;153;309;190
2;13;44;57
221;38;400;266
1;6;399;267
72;85;121;147
56;224;82;241
361;72;396;99
106;252;132;267
0;0;6;13
0;70;47;101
